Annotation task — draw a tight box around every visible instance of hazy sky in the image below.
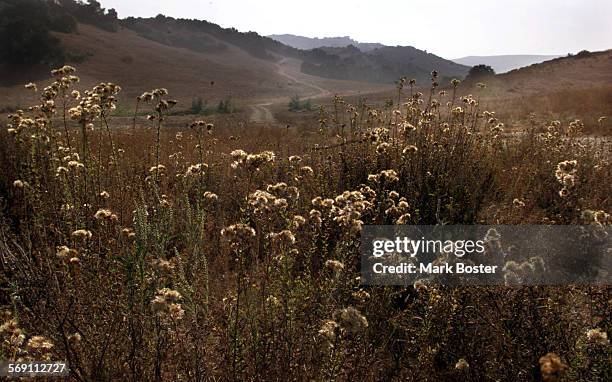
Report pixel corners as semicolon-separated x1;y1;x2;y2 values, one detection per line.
100;0;612;58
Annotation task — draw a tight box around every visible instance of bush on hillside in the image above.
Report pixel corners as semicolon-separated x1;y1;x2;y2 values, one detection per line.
465;64;496;81
217;97;234;114
289;95;313;111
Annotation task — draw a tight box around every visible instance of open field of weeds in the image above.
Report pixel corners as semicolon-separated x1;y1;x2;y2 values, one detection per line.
0;67;610;381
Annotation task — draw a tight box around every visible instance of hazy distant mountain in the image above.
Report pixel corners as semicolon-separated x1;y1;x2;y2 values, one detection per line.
123;18;468;83
452;55;561;73
302;45;469;83
269;34;384;52
0;0;468;101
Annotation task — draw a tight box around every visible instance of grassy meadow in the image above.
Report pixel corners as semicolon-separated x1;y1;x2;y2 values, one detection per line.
0;66;610;381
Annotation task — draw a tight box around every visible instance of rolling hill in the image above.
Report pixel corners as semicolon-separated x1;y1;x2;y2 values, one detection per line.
268;34;384;52
453;54;562;73
481;50;612;93
3;0;607;121
123;16;470;84
0;22;297;111
0;8;391;113
301;45;469;83
464;50;612;125
356;49;612;126
0;0;471;115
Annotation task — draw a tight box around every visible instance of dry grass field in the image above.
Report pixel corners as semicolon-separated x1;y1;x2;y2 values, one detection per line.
0;2;611;379
0;60;610;381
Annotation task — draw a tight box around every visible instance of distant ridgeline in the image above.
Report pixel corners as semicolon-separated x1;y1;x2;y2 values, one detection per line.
0;1;469;83
300;45;469;83
268;34;385;52
121;15;300;61
122;16;470;84
0;0;118;67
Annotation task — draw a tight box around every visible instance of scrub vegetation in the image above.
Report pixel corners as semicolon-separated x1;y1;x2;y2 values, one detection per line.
0;66;609;381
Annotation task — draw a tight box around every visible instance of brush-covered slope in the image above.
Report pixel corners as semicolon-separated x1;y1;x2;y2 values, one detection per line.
0;22;304;110
123;16;469;84
301;45;469;83
268;34;384;52
122;15;300;62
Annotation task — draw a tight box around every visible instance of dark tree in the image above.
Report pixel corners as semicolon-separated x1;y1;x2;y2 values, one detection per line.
576;50;590;57
465;64;496;81
107;8;118;20
71;0;119;32
0;0;66;67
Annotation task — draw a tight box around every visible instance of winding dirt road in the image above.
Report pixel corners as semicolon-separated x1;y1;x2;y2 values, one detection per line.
249;102;275;123
249;58;331;123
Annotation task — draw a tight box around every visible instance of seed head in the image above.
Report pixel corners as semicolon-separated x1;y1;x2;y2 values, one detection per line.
318;319;340;343
94;209;114;220
27;336;54;350
325;259;345;272
539;353;567;382
56;245;77;260
203;191;218;202
71;229;92;240
221;223;256;245
268;230;296;246
586;328;609;346
352;290;370;302
68;333;81;344
455;358;469;371
333;307;368;335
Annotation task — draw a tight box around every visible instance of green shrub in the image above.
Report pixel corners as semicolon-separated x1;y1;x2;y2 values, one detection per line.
289;95;313;111
191;97;204;114
217;97;234;114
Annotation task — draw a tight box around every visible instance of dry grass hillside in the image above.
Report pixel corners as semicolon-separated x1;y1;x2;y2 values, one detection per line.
0;24;285;110
354;50;611;133
0;23;389;115
500;50;612;89
470;50;612;96
479;50;612;128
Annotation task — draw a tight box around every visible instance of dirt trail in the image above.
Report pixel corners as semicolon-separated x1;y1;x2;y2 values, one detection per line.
249;58;331;123
276;58;331;99
249;103;275;123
